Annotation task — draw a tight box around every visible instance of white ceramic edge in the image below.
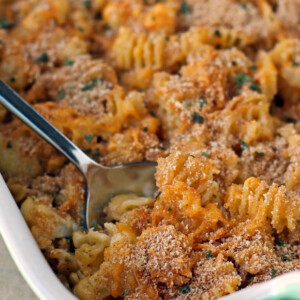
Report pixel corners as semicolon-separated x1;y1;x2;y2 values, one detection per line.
220;271;300;300
0;174;77;300
0;174;300;300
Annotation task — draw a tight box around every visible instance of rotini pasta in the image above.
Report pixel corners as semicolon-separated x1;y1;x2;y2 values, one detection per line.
0;0;300;299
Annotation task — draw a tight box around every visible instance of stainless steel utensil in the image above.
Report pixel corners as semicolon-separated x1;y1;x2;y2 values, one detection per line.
0;80;156;228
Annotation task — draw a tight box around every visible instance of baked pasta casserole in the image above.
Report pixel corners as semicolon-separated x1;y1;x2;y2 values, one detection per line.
1;0;300;299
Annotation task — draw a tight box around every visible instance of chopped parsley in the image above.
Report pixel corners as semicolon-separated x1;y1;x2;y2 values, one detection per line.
83;0;91;9
250;65;257;71
180;284;190;294
143;127;148;132
281;254;292;262
6;142;12;148
190;154;195;158
58;89;66;100
249;84;261;93
64;58;74;66
269;15;274;22
256;152;265;156
241;3;247;9
292;58;300;67
155;191;161;201
122;290;129;296
239;139;250;151
232;60;238;66
198;95;207;108
271;268;277;278
35;53;49;63
168;207;172;212
192;112;204;123
90;220;97;231
82;78;103;91
201;152;210;157
84;134;94;143
83;148;92;155
206;251;214;259
282;116;296;123
277;239;284;247
279;183;286;187
165;36;170;41
234;73;253;89
0;19;14;29
150;111;157;118
185;99;191;106
180;1;192;14
214;29;221;37
40;180;44;184
77;26;85;32
9;77;16;83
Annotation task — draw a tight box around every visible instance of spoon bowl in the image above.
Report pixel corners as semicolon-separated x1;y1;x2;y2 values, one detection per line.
0;80;157;228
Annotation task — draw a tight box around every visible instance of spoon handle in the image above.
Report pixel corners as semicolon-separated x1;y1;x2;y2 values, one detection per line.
0;80;94;173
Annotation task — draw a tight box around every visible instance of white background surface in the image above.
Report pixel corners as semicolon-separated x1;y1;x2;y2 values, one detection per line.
0;234;37;300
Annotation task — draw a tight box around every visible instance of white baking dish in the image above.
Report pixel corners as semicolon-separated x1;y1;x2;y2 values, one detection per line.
0;174;299;300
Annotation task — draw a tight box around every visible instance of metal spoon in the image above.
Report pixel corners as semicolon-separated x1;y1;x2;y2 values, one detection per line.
0;80;157;228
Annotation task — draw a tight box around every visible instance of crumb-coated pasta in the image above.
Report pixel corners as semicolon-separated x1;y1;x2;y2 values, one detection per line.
0;0;300;299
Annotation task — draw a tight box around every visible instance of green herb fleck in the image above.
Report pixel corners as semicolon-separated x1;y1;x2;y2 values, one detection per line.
180;1;192;14
78;26;85;32
192;112;204;124
58;89;66;100
269;15;274;22
241;3;247;9
35;52;49;63
201;152;210;157
190;154;195;158
249;84;261;93
271;268;277;278
180;284;190;294
282;254;292;262
150;111;157;118
84;148;92;155
9;77;15;83
282;116;296;123
279;183;286;187
198;95;207;108
165;36;170;41
83;0;91;9
6;142;12;148
213;194;217;198
82;78;103;91
239;139;250;151
168;207;172;212
185;99;191;106
155;191;161;201
256;152;265;156
206;251;214;259
122;289;129;296
214;29;221;37
64;58;74;66
65;236;73;241
0;19;14;29
90;220;97;231
292;58;300;67
277;239;284;247
143;127;148;132
250;65;257;71
232;60;238;66
234;73;253;89
40;180;44;184
84;134;94;143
